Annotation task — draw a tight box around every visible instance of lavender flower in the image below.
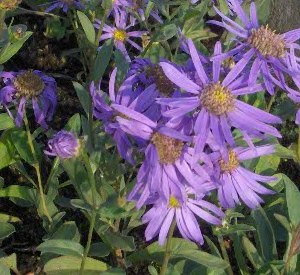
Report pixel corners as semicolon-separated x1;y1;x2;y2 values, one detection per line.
158;40;281;157
0;70;57;128
208;145;276;209
112;104;214;207
90;68;158;164
45;0;84;13
95;9;146;61
45;130;80;159
143;188;224;245
209;0;300;94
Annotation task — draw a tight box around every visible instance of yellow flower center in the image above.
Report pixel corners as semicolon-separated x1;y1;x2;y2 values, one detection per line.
14;70;45;99
114;29;127;42
248;25;286;58
169;195;180;208
219;150;239;173
146;65;174;96
200;82;235;116
151;132;184;164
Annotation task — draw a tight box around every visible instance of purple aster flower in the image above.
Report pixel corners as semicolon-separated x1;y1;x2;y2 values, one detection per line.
111;104;215;207
0;70;57;128
208;145;276;209
209;0;300;94
44;0;84;13
45;130;80;159
157;40;281;157
95;9;146;61
91;68;159;164
143;188;224;245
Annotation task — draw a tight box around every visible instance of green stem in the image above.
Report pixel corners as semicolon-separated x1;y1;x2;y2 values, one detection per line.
79;152;99;274
79;210;97;275
0;9;6;41
218;236;234;275
160;219;176;275
23;113;52;223
266;95;276;113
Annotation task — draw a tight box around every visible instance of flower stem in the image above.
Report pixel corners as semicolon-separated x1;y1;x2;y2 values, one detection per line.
79;210;97;275
0;9;6;41
79;152;99;274
218;236;234;275
160;219;176;275
23;113;52;223
94;9;109;47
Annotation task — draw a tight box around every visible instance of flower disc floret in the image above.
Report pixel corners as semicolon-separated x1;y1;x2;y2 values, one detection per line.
169;195;180;208
151;132;184;164
200;82;235;116
247;26;286;58
146;65;174;96
114;29;127;42
14;70;45;98
219;150;239;173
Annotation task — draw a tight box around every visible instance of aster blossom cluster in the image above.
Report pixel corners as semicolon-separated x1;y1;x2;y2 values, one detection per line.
1;0;300;273
88;0;300;246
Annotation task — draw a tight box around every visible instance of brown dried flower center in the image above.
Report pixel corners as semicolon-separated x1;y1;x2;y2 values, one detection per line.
14;70;45;98
146;65;174;96
219;150;239;173
200;82;235;116
0;0;22;10
248;26;286;58
151;132;184;164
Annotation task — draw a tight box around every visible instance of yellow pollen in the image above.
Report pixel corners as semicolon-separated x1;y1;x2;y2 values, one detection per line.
146;65;174;96
14;70;45;99
200;82;235;116
169;196;180;208
114;29;127;42
248;25;286;58
151;132;184;164
219;150;239;173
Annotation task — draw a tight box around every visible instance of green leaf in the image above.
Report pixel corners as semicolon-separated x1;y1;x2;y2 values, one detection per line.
0;213;21;223
0;114;14;131
0;31;32;64
51;221;80;242
91;39;113;82
284;177;300;226
77;11;96;44
215;224;255;236
0;223;15;240
0;130;16;169
65;113;82;135
255;154;280;176
172;249;229;270
73;82;90;115
114;50;129;84
252;208;277;261
9;128;40;165
273;213;292;233
37;239;84;257
44;256;108;275
242;236;264;270
0;185;36;203
89;242;110;258
155;24;177;41
0;253;17;274
101;231;135;252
